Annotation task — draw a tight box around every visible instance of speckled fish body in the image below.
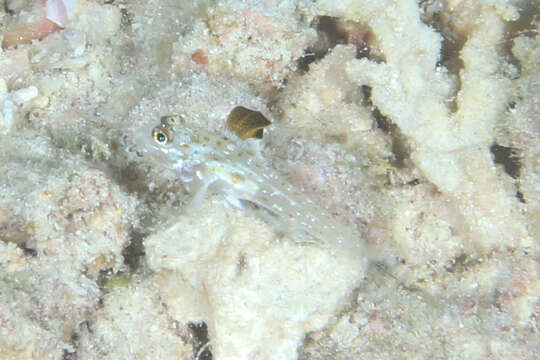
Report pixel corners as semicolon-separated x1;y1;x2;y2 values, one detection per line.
137;116;363;256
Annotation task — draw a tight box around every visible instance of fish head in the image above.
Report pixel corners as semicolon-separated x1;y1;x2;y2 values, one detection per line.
134;115;187;171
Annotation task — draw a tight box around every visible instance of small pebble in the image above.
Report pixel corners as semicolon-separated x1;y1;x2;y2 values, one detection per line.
30;95;49;109
0;78;7;94
11;86;38;106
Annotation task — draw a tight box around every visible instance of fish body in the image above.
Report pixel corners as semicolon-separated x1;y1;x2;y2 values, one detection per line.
137;115;363;256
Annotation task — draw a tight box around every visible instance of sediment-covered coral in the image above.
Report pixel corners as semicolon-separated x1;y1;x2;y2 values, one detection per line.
277;44;372;143
171;0;317;92
144;196;364;359
76;277;193;360
0;135;136;359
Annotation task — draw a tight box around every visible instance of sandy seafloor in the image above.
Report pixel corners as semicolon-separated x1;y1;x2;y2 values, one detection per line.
0;0;539;359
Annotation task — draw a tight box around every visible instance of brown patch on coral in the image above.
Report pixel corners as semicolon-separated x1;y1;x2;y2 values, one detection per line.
191;49;209;65
2;18;62;48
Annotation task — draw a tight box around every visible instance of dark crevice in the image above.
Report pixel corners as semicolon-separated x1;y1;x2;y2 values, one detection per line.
313;16;350;53
297;16;375;74
420;2;539;112
505;1;539;40
516;190;526;203
503;1;540;76
120;7;133;28
297;16;348;73
107;162;149;195
62;349;77;360
4;3;15;15
3;0;27;15
390;134;410;169
0;236;37;257
361;85;411;168
188;322;212;360
96;268;131;291
490;143;521;179
419;2;467;72
372;107;392;133
122;230;146;273
420;5;466;114
438;35;465;114
63;320;92;360
97;268;114;290
437;27;465;76
445;253;476;273
21;243;37;257
236;253;248;276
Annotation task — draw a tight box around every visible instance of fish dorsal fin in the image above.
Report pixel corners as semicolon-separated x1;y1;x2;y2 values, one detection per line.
226;106;271;140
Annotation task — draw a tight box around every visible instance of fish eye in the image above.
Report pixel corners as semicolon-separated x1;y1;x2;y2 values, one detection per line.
152;126;172;145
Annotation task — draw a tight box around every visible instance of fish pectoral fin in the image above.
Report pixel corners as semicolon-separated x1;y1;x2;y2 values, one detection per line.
187;178;212;209
223;193;245;210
